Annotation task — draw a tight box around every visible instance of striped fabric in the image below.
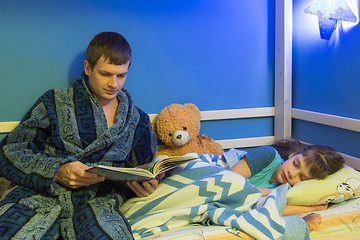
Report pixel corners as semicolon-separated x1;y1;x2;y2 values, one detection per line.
121;157;310;240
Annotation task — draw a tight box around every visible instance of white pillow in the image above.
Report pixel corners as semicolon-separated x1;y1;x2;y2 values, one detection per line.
287;166;360;205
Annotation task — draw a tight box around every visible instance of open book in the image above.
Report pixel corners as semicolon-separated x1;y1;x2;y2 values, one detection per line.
86;155;198;181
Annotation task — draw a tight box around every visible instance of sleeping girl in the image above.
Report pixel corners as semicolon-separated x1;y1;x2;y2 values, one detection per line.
121;139;345;239
229;139;345;216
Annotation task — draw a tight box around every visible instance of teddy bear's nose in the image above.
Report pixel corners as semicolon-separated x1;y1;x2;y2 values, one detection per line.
172;131;190;146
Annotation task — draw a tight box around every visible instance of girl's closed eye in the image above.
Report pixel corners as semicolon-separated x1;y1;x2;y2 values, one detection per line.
293;157;301;168
293;158;298;167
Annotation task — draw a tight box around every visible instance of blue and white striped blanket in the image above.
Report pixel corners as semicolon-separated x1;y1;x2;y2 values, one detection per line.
120;153;310;240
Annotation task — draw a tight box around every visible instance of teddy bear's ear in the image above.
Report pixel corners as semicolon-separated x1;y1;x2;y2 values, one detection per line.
151;114;159;138
184;103;201;118
184;103;200;112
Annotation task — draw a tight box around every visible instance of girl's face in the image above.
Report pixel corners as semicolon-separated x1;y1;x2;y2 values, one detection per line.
271;153;312;186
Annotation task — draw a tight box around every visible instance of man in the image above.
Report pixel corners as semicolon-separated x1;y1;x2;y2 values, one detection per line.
0;32;160;239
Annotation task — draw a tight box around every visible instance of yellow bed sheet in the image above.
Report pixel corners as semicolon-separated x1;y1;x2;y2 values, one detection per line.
143;197;360;240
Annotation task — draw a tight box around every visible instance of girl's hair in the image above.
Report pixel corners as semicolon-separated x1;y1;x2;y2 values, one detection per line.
86;32;132;70
271;139;345;180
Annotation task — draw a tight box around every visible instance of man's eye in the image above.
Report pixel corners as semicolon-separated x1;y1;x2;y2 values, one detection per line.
118;74;126;78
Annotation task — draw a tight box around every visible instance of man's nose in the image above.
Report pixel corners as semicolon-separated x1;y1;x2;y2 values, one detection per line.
108;76;118;88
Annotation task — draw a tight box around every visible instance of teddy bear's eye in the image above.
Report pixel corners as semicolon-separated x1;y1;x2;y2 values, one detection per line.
183;126;187;131
168;133;173;136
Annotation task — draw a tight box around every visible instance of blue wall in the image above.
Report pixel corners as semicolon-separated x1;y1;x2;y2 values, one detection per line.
1;1;359;158
292;0;360;158
0;0;275;141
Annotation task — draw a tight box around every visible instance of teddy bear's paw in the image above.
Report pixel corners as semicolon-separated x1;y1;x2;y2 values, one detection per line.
183;152;200;158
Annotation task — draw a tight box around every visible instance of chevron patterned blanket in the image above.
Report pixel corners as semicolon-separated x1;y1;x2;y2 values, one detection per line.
120;156;310;240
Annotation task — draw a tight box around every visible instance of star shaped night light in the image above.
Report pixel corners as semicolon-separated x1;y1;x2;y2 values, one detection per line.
305;0;357;40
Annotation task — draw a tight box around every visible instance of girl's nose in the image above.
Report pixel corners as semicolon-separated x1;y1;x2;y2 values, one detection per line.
288;169;300;180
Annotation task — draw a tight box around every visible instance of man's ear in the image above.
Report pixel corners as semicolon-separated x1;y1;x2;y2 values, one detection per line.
84;60;92;76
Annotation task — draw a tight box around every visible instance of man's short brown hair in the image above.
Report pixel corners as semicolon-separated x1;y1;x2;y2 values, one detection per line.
86;32;132;70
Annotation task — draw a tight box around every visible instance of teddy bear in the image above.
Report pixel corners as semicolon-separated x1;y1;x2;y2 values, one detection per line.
152;103;224;157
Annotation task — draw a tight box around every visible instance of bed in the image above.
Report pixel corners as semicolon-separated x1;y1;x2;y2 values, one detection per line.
139;197;360;240
119;148;360;240
136;195;360;240
128;108;360;239
1;107;360;240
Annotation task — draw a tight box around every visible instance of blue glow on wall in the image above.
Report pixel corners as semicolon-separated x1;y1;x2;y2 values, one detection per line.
305;0;357;40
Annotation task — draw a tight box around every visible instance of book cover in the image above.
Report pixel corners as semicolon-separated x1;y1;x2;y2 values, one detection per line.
86;155;198;181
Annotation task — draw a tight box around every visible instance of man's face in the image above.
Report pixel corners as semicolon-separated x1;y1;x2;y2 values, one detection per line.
84;56;130;106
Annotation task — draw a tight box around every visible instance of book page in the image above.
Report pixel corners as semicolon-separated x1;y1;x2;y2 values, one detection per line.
87;165;155;181
152;156;198;175
86;155;198;181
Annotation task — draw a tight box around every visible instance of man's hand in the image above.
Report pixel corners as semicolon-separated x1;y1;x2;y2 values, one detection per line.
127;173;165;197
54;161;105;188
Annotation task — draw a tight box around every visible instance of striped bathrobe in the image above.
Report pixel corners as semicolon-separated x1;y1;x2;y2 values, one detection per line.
0;77;157;240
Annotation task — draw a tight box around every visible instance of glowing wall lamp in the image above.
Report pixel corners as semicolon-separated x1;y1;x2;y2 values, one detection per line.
304;0;357;40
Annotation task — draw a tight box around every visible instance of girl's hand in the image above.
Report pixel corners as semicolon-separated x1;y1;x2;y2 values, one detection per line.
303;213;322;232
256;186;272;196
